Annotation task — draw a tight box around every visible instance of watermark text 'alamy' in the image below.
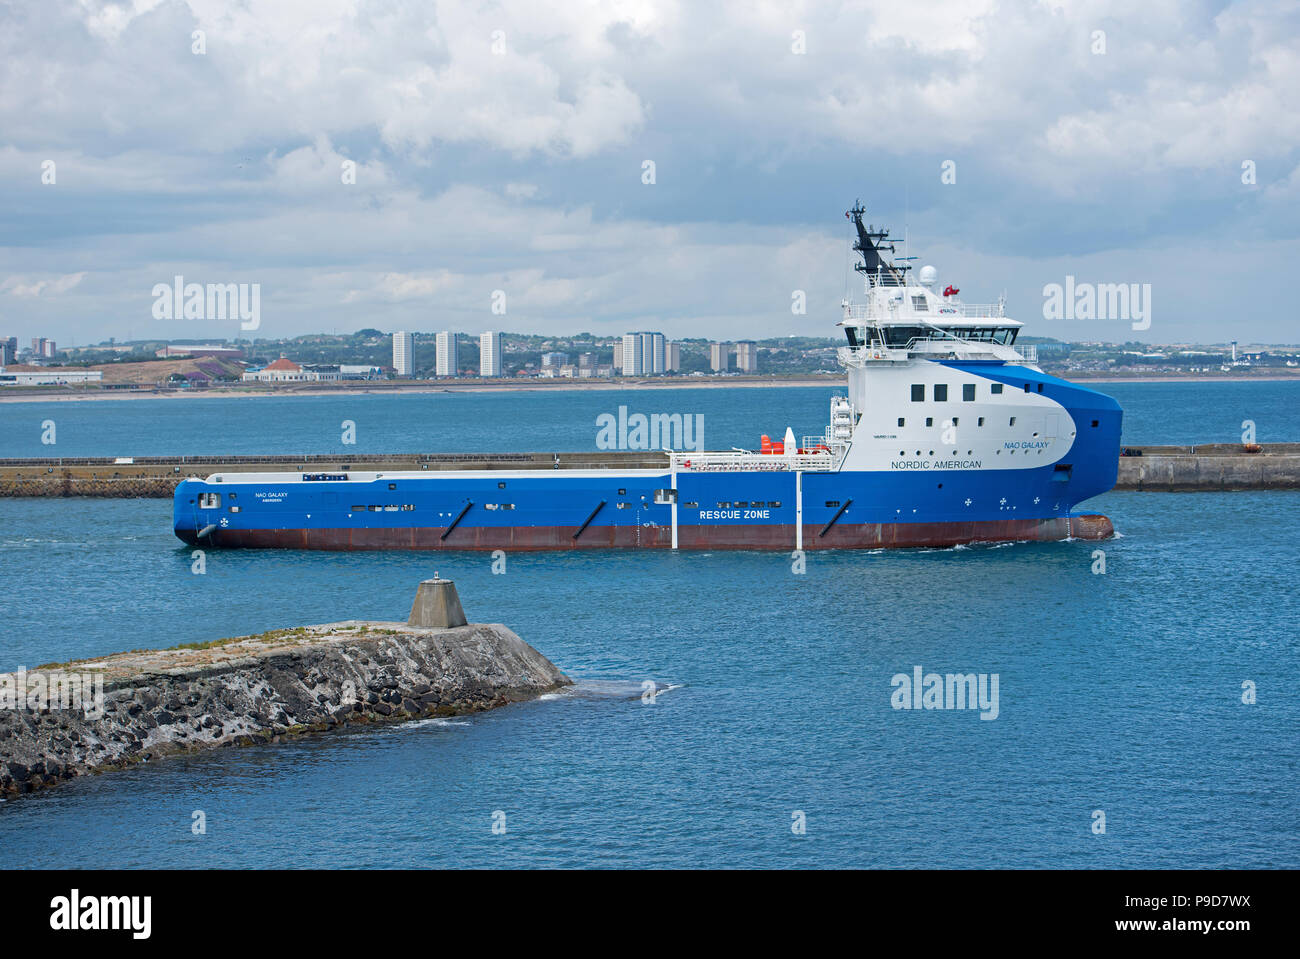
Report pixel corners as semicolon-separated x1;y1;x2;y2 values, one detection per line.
152;275;260;330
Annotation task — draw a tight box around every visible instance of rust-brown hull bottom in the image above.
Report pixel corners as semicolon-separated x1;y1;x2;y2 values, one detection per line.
184;514;1114;550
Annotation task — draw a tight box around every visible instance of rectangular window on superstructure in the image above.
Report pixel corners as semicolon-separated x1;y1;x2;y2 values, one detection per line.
911;384;925;402
934;384;948;401
897;418;905;427
926;417;933;427
991;383;1003;394
911;295;928;311
1009;417;1017;426
963;383;975;401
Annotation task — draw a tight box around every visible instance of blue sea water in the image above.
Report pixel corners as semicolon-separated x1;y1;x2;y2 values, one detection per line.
0;382;1297;868
0;379;1295;458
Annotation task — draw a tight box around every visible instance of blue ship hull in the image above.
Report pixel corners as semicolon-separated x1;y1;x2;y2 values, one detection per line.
172;373;1121;550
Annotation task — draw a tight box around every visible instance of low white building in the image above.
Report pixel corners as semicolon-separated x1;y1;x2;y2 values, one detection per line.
0;367;103;386
241;357;340;382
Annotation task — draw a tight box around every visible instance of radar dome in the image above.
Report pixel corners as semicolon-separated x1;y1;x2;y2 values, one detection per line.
919;265;937;287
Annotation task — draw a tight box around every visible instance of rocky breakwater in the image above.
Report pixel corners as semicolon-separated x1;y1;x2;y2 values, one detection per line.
0;578;570;797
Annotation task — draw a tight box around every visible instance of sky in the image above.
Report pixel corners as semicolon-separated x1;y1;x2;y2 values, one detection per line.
1;0;1298;348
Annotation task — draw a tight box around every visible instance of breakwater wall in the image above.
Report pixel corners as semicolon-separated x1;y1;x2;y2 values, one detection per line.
0;580;570;797
0;451;670;497
1;445;1298;496
1115;443;1300;491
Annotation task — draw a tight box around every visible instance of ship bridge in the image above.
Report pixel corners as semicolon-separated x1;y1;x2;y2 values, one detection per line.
838;201;1035;368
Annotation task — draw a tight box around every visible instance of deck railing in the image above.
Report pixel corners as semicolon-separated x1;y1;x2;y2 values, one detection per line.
670;450;835;472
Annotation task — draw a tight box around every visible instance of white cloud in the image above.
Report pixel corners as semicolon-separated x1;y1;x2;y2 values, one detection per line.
1;1;1298;345
1;272;87;297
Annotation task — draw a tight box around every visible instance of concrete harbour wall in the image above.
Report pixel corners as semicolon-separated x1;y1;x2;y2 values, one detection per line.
2;446;1298;496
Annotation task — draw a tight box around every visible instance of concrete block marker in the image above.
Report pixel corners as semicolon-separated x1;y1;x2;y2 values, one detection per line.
409;574;468;628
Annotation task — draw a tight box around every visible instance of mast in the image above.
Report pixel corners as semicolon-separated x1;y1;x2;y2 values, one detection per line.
847;200;908;286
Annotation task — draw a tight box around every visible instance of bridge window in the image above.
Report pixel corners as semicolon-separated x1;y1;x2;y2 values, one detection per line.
963;384;975;401
911;384;925;401
884;326;932;347
934;384;948;401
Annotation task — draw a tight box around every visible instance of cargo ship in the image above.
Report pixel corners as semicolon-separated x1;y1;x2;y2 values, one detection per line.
174;202;1121;551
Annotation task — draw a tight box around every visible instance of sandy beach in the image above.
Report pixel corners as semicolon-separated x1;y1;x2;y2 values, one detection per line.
2;372;1298;403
